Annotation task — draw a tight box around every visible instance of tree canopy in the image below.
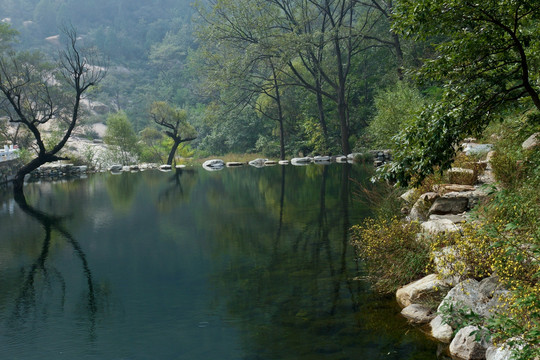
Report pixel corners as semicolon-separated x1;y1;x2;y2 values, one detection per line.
380;0;540;185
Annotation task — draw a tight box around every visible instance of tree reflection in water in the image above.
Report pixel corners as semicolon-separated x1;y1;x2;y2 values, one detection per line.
157;167;197;211
9;191;98;339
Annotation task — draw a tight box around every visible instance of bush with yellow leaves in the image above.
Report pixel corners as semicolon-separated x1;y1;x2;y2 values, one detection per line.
350;217;429;295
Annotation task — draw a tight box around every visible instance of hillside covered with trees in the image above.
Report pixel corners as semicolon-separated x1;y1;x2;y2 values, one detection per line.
1;0;538;166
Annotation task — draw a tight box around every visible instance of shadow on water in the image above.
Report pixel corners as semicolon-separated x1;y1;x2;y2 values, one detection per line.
9;191;99;340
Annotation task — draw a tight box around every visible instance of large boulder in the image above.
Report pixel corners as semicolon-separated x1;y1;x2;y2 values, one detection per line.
449;325;489;360
430;315;453;343
421;219;461;235
522;132;539;150
447;167;476;185
401;304;436;324
438;277;505;319
429;188;490;214
396;274;449;308
429;196;469;215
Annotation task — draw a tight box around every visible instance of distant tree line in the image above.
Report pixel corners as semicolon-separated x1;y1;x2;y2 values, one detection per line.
0;0;538;183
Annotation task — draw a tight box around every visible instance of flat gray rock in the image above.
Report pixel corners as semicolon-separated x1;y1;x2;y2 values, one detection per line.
429;197;469;215
401;304;436;324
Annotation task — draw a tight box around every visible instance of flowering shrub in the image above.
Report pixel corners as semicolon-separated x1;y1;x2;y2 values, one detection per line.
350;217;429;294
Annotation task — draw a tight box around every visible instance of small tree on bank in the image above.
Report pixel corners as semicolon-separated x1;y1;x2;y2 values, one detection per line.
0;26;106;193
104;111;140;165
149;101;196;165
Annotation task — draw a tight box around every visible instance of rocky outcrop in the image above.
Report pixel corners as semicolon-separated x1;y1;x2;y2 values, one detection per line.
449;326;489;360
394;150;522;359
437;277;507;319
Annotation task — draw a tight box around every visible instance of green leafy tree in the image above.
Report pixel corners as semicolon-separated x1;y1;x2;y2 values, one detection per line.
367;82;425;149
383;0;540;185
149;101;196;165
104;111;140;165
196;0;292;159
140;127;166;163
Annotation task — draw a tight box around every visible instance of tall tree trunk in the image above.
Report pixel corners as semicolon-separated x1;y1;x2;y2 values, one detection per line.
337;96;350;155
271;63;286;160
333;31;351;155
315;79;329;149
167;139;180;165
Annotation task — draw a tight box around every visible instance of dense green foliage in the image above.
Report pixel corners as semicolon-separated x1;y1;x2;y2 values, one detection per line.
380;0;540;185
104;111;140;165
366;82;425;150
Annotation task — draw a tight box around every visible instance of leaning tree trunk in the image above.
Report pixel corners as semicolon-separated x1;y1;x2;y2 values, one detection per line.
167;140;180;165
13;153;62;193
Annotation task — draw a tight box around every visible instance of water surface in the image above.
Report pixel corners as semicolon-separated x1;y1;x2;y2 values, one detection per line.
0;164;439;359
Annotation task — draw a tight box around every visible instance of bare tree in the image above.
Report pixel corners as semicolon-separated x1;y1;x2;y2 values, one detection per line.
0;27;106;193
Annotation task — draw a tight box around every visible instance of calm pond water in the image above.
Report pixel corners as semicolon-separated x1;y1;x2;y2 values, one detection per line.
0;164;440;359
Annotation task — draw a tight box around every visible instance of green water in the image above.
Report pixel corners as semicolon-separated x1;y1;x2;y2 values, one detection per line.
0;164;440;359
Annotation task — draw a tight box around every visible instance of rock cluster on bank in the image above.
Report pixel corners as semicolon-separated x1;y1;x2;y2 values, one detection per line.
394;141;526;360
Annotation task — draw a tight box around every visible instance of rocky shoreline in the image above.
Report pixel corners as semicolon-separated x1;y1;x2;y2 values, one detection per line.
394;137;539;360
